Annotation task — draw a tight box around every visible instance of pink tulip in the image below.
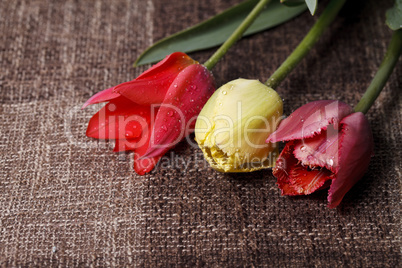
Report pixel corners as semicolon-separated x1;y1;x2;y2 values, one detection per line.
267;100;374;208
83;52;216;175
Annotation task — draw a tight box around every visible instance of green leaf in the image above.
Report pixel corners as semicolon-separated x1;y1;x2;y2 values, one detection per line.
305;0;318;15
386;0;402;30
280;0;305;7
134;0;307;66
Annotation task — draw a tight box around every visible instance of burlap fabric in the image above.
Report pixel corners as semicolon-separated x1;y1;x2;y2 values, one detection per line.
0;0;400;266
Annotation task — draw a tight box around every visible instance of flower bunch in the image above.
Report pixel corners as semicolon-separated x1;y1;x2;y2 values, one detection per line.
83;0;401;208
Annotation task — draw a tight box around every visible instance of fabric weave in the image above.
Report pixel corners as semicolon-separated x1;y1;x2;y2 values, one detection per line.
0;0;400;266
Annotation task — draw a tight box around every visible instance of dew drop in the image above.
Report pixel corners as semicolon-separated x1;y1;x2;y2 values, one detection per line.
167;111;174;117
222;91;227;95
161;125;167;131
219;102;223;106
328;159;334;166
174;84;178;88
190;99;194;102
108;104;116;112
300;146;305;152
125;131;134;137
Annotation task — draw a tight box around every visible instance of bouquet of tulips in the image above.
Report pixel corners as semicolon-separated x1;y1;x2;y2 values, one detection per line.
82;0;402;208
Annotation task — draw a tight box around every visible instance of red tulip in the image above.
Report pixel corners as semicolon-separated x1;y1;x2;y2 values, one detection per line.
267;100;374;208
83;52;216;175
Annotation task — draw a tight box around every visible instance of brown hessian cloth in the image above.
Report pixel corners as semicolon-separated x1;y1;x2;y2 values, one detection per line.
0;0;400;267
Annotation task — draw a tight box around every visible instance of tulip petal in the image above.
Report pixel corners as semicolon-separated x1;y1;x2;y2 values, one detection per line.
274;142;333;196
142;64;215;158
327;112;374;208
133;111;161;175
116;52;197;106
82;87;121;109
293;124;341;173
267;100;353;143
112;108;162;175
86;97;149;140
83;52;197;108
136;52;197;79
113;138;139;152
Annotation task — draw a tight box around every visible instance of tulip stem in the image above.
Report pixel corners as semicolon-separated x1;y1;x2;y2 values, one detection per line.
354;29;402;114
203;0;272;71
265;0;346;89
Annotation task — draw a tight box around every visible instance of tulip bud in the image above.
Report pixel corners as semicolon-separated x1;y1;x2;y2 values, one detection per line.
195;79;283;172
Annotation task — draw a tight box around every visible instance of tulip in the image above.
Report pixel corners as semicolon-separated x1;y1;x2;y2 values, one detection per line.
266;100;374;208
83;52;216;175
195;79;283;172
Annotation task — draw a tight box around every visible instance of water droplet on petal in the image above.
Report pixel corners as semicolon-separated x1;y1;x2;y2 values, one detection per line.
174;84;178;88
222;91;227;95
300;146;305;152
161;125;167;131
167;111;174;117
108;104;116;112
328;159;334;166
190;99;194;102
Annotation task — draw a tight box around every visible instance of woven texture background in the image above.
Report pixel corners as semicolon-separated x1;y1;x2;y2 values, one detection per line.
0;0;401;266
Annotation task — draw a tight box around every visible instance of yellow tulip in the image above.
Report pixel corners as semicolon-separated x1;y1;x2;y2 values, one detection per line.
195;78;283;172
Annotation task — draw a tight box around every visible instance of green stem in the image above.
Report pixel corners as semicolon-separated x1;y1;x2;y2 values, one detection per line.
203;0;271;70
354;29;402;114
266;0;346;88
